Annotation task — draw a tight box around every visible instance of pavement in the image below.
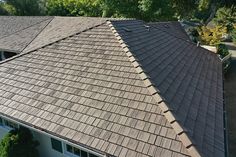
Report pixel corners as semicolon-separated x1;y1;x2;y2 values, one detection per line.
225;42;236;57
224;42;236;157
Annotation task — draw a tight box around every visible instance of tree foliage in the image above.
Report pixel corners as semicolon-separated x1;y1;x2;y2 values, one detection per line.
46;0;101;16
198;25;227;45
0;127;39;157
0;0;235;23
216;43;229;58
214;6;236;32
0;4;8;15
231;24;236;44
171;0;197;18
45;0;176;21
2;0;44;15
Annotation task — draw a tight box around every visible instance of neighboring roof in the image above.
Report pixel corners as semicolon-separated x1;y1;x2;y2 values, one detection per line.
0;16;53;53
0;16;52;38
0;18;52;53
0;17;224;157
148;21;190;41
23;17;107;53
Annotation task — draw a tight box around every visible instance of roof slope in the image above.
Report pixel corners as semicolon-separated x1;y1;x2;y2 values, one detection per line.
0;16;106;53
0;16;52;38
0;22;190;157
110;20;224;157
0;18;52;53
23;17;107;53
148;22;190;40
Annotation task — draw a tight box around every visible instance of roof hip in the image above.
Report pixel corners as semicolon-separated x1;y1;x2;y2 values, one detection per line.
107;20;202;157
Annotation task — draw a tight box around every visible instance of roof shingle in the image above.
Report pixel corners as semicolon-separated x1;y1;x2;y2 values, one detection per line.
0;21;191;157
110;20;224;157
0;17;224;157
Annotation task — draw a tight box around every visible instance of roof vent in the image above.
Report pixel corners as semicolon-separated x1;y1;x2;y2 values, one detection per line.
123;27;132;32
144;25;150;31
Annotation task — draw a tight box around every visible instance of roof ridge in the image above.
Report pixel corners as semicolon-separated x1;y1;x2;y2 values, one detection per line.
107;20;202;157
0;21;107;65
0;17;54;40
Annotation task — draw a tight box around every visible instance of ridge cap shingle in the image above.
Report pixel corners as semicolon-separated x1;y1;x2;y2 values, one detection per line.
107;20;202;157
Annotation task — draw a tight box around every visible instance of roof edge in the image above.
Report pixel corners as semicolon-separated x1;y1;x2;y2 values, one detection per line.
0;113;107;157
107;20;202;157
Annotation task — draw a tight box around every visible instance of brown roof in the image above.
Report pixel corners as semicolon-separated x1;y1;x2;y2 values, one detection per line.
0;16;53;53
23;17;107;53
0;16;106;53
110;20;224;157
0;17;224;157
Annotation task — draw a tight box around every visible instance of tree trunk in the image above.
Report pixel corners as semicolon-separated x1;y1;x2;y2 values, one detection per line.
205;2;217;25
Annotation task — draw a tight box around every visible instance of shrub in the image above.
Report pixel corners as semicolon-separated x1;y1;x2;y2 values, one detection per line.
0;127;39;157
189;28;199;43
197;25;227;45
216;43;229;58
231;27;236;44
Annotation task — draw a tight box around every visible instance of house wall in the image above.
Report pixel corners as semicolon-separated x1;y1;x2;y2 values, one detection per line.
0;127;9;139
0;117;102;157
0;126;62;157
32;130;65;157
0;127;64;157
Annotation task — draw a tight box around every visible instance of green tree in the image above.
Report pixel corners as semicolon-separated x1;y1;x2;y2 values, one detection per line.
214;6;236;32
3;0;44;15
138;0;175;21
231;28;236;44
171;0;197;19
46;0;102;16
0;3;9;15
45;0;176;21
0;127;39;157
198;24;227;45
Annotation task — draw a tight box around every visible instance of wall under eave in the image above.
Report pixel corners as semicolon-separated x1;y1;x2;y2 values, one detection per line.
33;130;65;157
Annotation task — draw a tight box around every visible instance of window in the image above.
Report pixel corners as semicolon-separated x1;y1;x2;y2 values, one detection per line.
0;117;18;130
65;144;99;157
51;138;63;153
89;154;99;157
81;150;88;157
0;117;3;125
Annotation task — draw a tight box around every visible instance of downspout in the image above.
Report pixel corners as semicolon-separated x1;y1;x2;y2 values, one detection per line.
0;114;106;157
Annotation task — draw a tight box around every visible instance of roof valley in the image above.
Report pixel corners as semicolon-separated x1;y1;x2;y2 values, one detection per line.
106;20;201;157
